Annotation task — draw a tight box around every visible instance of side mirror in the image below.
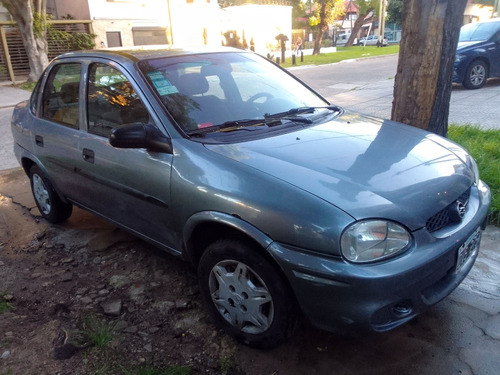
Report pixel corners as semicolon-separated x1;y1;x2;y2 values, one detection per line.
110;123;173;154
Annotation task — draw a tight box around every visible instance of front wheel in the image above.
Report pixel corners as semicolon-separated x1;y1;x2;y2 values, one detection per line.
198;238;299;348
29;165;73;223
463;60;488;89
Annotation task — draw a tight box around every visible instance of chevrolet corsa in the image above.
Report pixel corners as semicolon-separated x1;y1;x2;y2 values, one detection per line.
11;48;490;348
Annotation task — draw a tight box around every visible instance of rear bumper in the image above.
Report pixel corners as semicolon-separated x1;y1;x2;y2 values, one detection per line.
267;181;490;334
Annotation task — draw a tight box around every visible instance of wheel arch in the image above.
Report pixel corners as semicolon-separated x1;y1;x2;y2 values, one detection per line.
21;157;70;204
183;211;274;267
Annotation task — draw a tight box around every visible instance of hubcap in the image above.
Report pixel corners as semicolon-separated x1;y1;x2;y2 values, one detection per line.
470;65;486;86
32;174;51;215
209;260;274;334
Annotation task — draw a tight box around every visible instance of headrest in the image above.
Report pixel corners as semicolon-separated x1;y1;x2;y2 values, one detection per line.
60;82;79;103
176;73;209;96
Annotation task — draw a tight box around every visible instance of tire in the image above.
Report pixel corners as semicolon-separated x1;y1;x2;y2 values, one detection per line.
463;60;488;89
29;165;73;223
198;238;299;348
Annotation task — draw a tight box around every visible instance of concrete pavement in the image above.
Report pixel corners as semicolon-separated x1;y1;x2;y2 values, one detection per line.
0;85;31;170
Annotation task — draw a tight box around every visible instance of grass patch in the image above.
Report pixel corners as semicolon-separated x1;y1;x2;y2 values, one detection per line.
281;45;399;68
121;365;191;375
74;314;118;349
448;124;500;224
0;292;14;314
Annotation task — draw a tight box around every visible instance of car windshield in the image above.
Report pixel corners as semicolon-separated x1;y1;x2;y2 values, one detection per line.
459;21;500;42
138;52;327;133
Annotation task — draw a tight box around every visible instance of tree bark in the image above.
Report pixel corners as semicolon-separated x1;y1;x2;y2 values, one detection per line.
1;0;49;82
344;9;373;47
313;2;329;54
391;0;467;136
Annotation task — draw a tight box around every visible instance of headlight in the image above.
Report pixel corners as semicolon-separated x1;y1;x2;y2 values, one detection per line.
469;156;480;185
341;220;411;263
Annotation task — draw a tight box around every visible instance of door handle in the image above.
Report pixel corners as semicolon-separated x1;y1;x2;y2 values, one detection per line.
82;148;95;163
35;135;43;147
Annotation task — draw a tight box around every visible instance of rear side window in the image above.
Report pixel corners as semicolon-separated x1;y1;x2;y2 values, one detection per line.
41;63;81;129
87;63;150;138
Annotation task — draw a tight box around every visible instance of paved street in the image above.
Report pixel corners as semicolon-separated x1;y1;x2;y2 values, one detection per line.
291;54;500;129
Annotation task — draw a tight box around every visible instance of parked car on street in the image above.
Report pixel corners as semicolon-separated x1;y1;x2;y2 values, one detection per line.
358;35;388;46
454;18;500;89
11;47;490;348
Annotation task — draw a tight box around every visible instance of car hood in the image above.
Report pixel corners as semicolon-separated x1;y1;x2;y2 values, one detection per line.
204;113;474;231
457;40;484;50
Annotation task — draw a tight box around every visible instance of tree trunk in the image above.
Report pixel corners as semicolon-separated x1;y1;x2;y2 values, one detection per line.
2;0;49;82
345;9;373;47
312;2;329;55
391;0;467;136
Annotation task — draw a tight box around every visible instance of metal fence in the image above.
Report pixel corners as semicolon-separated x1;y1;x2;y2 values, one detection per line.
0;20;93;83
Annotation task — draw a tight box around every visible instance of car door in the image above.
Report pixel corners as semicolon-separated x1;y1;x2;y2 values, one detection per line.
488;27;500;77
36;62;85;197
74;61;177;251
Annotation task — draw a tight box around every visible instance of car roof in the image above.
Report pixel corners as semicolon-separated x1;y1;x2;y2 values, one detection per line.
54;45;244;64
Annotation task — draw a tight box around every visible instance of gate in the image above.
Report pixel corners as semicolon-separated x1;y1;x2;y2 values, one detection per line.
0;20;93;83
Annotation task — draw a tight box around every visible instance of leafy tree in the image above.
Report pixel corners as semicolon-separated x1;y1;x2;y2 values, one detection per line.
309;0;344;54
386;0;403;26
344;0;378;47
392;0;468;136
1;0;49;82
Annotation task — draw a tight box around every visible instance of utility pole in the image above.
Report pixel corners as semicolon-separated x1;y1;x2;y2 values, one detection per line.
378;0;387;45
493;0;499;18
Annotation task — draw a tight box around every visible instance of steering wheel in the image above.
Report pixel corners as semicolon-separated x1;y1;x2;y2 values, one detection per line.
246;92;274;105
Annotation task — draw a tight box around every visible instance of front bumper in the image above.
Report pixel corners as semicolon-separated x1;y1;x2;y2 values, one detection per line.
267;181;490;334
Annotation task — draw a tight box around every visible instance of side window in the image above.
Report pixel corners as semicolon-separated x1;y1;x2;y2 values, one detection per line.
87;63;150;138
42;63;81;128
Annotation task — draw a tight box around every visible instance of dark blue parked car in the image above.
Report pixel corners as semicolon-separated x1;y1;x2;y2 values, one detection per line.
454;18;500;89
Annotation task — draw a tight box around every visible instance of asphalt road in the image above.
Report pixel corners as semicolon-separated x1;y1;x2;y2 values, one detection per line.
291;53;500;129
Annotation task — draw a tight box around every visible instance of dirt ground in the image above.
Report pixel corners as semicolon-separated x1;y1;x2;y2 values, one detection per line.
2;167;500;375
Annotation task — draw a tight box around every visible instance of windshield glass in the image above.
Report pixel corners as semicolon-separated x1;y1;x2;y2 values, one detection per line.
459;21;500;42
138;52;327;133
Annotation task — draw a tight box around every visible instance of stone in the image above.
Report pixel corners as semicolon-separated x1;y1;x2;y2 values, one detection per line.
61;272;73;282
101;299;122;316
109;275;131;289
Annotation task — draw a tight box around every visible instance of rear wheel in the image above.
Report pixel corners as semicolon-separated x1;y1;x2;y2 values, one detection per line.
463;60;488;89
198;238;299;348
29;165;72;223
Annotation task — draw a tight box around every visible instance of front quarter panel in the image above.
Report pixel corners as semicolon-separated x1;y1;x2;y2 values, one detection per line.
170;139;355;257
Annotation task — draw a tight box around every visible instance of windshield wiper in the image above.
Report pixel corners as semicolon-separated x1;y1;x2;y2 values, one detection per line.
264;105;341;123
186;118;267;137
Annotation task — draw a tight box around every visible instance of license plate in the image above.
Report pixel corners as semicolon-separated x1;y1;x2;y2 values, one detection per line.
456;227;481;273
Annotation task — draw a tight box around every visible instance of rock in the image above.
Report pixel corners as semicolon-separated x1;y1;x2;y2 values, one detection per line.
80;296;93;305
61;272;73;282
1;350;10;360
123;325;138;334
153;300;175;314
97;289;110;296
101;299;122;316
3;294;13;302
144;343;152;352
76;287;89;295
109;275;131;289
129;283;145;301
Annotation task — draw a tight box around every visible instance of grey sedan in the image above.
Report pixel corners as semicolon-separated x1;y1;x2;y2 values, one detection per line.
11;47;490;348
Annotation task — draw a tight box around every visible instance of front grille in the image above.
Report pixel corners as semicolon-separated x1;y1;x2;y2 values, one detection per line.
426;188;471;232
